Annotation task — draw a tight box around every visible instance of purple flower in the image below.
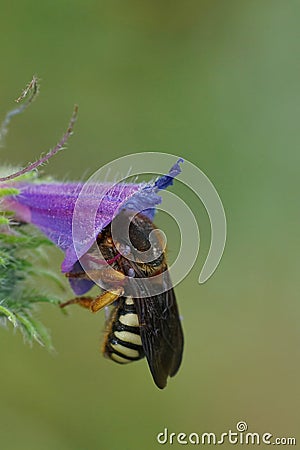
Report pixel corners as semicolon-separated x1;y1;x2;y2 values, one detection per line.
3;159;183;294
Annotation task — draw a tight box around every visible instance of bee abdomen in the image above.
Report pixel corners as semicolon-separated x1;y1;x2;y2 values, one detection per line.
102;297;144;364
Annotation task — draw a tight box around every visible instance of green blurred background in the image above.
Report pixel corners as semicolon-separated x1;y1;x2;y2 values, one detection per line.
1;1;299;449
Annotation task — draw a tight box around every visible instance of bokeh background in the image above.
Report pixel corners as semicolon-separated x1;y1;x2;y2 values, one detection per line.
1;1;299;449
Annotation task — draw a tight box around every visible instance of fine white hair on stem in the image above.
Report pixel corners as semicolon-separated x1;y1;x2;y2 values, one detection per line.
0;76;39;148
0;104;78;182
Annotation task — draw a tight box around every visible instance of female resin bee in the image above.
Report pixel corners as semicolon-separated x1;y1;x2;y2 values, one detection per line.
60;210;184;389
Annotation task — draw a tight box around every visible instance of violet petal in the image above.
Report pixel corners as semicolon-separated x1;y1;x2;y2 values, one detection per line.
3;159;183;294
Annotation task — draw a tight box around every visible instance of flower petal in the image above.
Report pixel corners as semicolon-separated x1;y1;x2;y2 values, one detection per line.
3;159;183;294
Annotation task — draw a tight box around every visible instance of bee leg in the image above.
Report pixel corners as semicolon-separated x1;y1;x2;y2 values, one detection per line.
65;270;100;279
60;297;95;310
60;288;123;313
89;288;123;312
65;268;126;284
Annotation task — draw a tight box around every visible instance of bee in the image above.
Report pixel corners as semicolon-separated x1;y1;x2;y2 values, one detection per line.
60;210;184;389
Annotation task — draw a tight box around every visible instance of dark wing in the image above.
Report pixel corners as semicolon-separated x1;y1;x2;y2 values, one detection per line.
134;287;184;389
